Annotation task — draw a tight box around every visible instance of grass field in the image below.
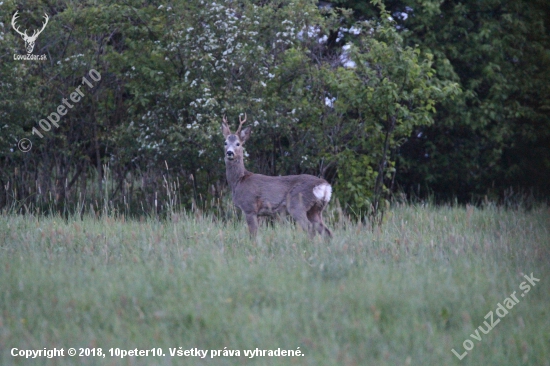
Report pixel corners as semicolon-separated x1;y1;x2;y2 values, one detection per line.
0;203;549;365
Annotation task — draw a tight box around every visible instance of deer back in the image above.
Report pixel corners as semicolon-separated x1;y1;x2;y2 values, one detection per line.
232;173;331;216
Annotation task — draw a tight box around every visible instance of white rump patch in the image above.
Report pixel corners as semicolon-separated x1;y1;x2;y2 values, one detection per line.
313;183;332;203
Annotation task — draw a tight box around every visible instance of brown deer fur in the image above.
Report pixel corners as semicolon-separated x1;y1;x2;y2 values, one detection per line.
222;115;333;238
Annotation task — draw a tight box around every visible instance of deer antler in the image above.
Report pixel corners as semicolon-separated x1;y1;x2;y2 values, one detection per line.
222;114;231;132
11;11;27;38
28;13;49;41
236;113;247;135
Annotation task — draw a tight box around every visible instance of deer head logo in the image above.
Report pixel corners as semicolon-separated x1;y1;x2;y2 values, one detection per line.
11;11;49;54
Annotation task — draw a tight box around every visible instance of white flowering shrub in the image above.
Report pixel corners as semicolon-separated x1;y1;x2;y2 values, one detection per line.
0;0;457;215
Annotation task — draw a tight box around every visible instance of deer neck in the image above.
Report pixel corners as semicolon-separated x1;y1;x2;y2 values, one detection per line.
225;158;247;190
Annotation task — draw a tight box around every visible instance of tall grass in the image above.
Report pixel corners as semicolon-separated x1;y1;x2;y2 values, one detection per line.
0;203;549;365
1;164;212;218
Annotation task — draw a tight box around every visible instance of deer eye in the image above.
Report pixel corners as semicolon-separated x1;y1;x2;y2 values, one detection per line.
224;142;227;145
236;143;240;147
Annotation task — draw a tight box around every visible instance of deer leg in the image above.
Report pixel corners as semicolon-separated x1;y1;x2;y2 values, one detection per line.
306;209;321;234
244;212;258;237
288;205;313;237
307;208;333;238
320;218;333;238
316;211;333;238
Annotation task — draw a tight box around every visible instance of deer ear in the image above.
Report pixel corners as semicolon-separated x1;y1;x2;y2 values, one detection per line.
222;123;231;138
240;126;251;143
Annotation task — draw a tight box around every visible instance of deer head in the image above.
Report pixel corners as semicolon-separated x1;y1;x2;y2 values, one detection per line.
12;11;49;54
222;113;251;162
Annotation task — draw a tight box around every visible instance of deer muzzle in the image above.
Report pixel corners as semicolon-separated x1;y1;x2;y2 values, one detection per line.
226;150;235;160
25;41;36;53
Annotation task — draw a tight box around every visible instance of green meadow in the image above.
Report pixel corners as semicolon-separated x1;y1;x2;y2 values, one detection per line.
1;203;549;365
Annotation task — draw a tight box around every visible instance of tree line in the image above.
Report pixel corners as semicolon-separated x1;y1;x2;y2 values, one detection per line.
0;0;547;218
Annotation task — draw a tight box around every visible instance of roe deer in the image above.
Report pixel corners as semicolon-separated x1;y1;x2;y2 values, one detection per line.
222;114;333;238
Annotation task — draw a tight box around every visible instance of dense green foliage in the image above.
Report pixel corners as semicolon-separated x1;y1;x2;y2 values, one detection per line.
1;0;456;217
335;0;550;201
1;0;548;217
1;204;549;365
